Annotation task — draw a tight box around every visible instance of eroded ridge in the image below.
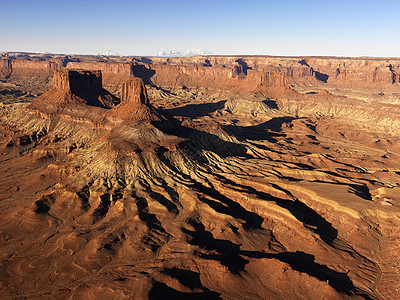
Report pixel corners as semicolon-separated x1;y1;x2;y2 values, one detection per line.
1;53;400;299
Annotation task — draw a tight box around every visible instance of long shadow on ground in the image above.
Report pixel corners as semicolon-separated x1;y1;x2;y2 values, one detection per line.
163;100;227;118
224;117;296;143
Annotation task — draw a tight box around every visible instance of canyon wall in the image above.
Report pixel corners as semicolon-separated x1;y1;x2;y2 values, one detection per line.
63;56;400;94
2;54;400;97
1;58;60;83
0;59;12;79
142;56;400;91
303;57;400;89
2;52;400;299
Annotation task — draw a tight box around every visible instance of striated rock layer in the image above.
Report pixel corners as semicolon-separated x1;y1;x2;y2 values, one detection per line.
2;54;400;96
108;76;164;123
1;53;400;299
28;69;118;111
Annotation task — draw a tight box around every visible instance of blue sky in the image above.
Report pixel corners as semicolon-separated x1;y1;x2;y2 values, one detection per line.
0;0;399;57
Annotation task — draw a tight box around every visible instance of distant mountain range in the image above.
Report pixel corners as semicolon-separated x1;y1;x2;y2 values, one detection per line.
156;49;213;57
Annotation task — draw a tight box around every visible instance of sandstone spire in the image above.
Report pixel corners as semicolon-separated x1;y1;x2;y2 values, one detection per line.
108;76;163;122
120;76;149;105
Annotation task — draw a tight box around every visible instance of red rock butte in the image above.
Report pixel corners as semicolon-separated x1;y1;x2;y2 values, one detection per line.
29;68;117;110
53;69;103;91
108;76;163;122
28;69;162;123
120;76;149;105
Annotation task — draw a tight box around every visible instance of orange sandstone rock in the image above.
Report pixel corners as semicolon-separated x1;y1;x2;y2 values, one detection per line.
108;76;163;122
29;69;117;111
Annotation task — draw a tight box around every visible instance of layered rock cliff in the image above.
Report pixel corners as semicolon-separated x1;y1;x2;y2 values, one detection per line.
66;61;133;94
0;58;60;93
108;76;164;122
3;54;400;99
29;69;118;111
301;57;400;90
0;59;12;79
1;53;400;299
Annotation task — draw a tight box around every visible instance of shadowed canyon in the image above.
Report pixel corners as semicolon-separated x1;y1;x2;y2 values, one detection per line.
1;53;400;299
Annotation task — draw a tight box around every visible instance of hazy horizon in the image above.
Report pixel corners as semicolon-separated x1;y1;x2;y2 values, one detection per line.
3;50;400;59
1;0;399;57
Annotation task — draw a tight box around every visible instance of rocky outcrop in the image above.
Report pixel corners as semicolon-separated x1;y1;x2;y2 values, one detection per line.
108;76;163;122
3;54;400;97
60;57;296;95
0;59;12;79
66;61;133;94
130;63;293;96
27;69;160;123
7;59;60;83
53;69;102;91
29;69;117;111
2;52;400;299
66;61;132;77
0;58;62;95
301;58;400;89
120;76;149;105
142;56;400;92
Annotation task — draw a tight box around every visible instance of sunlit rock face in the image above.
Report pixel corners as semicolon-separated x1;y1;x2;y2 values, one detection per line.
27;68;118;111
120;76;149;105
107;76;164;123
1;53;400;299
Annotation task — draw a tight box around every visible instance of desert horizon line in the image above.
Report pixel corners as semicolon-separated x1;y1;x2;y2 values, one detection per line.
1;50;400;60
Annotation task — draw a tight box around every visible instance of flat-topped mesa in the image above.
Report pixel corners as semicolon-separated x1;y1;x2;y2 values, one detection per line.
54;69;102;92
29;68;117;110
108;76;163;122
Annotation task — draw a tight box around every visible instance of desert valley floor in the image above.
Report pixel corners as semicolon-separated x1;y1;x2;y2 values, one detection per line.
1;53;400;299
